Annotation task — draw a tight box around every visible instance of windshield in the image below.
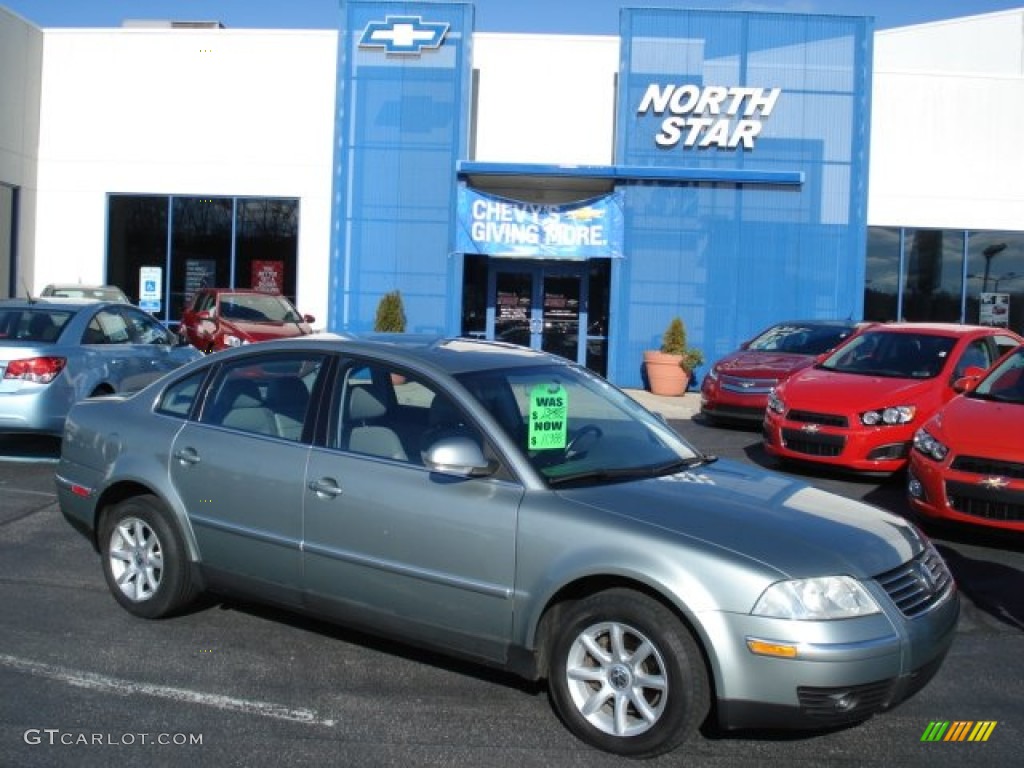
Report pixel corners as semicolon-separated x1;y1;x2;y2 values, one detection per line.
971;347;1024;404
748;323;854;355
455;364;704;486
219;294;302;323
819;330;956;379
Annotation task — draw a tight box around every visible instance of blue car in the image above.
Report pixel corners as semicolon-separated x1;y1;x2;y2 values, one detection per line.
0;298;202;435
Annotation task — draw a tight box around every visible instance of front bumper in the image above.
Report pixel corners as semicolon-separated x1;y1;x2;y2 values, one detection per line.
908;453;1024;533
701;569;959;731
762;411;912;473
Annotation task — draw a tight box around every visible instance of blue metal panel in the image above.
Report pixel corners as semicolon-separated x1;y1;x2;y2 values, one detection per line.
329;1;473;333
613;9;873;388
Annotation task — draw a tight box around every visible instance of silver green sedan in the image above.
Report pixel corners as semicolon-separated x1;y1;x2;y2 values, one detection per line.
56;335;958;758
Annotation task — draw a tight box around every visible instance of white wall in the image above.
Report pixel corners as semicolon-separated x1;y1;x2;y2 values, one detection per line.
472;33;619;166
869;10;1024;230
0;6;42;295
35;27;338;323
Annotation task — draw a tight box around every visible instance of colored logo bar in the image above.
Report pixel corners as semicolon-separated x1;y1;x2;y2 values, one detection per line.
921;721;997;742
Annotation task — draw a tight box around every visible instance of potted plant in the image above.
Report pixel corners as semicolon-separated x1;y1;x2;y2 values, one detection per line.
643;316;704;396
373;290;406;333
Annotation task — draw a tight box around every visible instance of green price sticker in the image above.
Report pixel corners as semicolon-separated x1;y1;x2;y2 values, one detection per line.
529;382;568;450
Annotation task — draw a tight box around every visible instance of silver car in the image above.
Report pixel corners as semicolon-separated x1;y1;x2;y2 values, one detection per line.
0;298;201;435
56;335;958;758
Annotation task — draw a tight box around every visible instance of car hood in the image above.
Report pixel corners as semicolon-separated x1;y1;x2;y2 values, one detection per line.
560;457;920;579
929;395;1024;459
715;350;814;378
779;367;934;409
222;319;312;341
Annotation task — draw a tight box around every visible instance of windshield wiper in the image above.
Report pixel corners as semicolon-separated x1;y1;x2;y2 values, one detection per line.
547;455;717;487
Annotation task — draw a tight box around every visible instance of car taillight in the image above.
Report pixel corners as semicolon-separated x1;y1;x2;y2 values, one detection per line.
4;357;67;384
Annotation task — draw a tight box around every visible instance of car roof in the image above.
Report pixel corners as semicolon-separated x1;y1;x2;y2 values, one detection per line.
865;322;1016;336
209;333;569;376
0;297;124;311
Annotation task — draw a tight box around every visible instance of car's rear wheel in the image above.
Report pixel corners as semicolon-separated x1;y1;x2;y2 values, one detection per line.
548;589;709;758
99;495;197;619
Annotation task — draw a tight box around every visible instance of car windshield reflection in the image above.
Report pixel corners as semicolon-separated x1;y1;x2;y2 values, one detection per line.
819;331;955;379
971;347;1024;404
455;364;701;485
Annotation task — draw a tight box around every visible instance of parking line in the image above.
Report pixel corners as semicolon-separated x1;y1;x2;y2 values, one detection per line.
0;654;337;727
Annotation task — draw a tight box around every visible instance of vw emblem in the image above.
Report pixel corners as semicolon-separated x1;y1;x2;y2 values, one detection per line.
979;476;1009;490
914;563;937;593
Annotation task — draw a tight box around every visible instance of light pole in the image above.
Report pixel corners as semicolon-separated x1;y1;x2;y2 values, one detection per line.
981;242;1007;293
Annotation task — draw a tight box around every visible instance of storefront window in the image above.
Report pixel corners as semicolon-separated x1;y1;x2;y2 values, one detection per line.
966;232;1024;333
900;229;964;323
460;255;487;338
107;195;300;322
865;227;900;322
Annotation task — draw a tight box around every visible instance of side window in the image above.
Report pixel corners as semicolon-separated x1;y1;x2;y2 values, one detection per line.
88;309;132;344
994;335;1021;359
953;339;992;380
122;309;171;345
156;370;207;418
201;353;325;441
331;363;484;464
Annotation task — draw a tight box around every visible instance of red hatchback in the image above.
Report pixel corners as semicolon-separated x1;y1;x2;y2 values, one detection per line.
699;320;860;426
763;323;1023;474
180;289;315;353
908;344;1024;532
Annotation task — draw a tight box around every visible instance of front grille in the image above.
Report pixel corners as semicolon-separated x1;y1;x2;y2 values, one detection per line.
797;678;895;724
875;547;954;618
721;376;777;395
951;455;1024;480
781;429;845;457
787;409;848;428
707;404;765;420
946;480;1024;522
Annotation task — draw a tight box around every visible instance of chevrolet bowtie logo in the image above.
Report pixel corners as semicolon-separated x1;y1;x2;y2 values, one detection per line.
359;16;449;55
801;424;821;433
979;476;1010;490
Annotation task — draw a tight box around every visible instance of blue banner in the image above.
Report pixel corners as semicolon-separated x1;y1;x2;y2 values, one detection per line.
457;188;623;259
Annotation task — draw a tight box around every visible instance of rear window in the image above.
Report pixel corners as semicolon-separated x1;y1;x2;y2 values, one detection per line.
0;308;73;343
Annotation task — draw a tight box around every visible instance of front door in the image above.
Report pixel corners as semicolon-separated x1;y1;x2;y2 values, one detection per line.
491;263;589;366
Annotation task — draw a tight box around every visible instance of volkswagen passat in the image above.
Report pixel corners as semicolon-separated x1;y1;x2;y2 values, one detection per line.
0;298;201;435
908;344;1024;533
764;324;1022;474
58;335;958;757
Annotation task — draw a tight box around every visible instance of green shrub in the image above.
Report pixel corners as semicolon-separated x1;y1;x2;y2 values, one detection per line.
660;316;704;372
374;290;406;333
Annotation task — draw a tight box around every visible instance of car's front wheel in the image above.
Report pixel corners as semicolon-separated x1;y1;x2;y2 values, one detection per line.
548;589;710;758
99;495;197;619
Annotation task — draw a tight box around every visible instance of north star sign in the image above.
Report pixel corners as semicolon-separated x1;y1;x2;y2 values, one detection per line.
637;84;782;150
359;16;449;55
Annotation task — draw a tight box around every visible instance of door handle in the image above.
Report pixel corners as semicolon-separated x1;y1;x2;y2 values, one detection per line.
174;447;200;466
307;478;343;498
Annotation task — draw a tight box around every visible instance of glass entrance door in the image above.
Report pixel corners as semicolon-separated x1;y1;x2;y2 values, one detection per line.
490;263;592;369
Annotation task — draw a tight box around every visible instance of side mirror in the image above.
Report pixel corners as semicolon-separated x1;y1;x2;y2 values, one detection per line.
421;436;496;477
953;366;986;392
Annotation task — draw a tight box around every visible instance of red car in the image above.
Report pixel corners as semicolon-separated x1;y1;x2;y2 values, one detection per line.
908;344;1024;532
699;320;860;426
763;323;1023;474
180;289;315;353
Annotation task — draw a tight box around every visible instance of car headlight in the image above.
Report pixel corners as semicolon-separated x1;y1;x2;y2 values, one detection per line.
767;390;785;414
860;405;916;426
752;576;881;620
223;335;248;348
707;367;719;382
912;427;948;461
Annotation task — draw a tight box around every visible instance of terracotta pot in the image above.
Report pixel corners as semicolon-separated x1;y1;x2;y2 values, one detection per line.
643;350;691;396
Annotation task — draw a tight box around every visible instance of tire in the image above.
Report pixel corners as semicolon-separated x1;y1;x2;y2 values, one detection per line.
548;589;710;758
99;495;198;619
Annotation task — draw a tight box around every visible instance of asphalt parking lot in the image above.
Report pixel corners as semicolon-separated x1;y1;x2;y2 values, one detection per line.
1;404;1021;767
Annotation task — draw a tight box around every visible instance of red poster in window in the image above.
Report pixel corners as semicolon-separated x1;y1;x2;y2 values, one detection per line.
252;261;284;294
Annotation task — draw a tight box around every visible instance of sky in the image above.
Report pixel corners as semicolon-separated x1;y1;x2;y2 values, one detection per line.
3;0;1023;34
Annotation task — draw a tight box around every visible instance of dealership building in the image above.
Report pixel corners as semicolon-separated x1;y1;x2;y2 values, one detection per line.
1;1;1022;387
